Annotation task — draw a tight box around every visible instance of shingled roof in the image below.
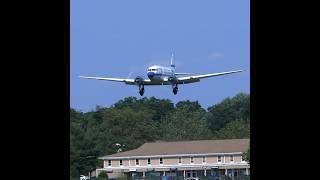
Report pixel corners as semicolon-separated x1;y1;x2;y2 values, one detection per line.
100;139;249;159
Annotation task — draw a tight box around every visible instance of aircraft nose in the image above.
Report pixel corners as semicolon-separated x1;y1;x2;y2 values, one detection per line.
147;72;155;78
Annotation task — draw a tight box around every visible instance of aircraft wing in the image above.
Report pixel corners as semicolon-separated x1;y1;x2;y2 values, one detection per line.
177;70;244;84
174;72;193;76
78;76;162;85
79;76;136;85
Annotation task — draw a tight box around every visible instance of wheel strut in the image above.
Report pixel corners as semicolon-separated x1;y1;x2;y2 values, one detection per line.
139;84;144;96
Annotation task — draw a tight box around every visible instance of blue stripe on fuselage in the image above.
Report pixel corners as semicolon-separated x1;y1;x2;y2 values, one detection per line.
147;72;163;78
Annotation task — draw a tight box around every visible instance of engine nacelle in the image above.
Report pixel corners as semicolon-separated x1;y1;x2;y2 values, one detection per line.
134;76;144;85
168;76;175;82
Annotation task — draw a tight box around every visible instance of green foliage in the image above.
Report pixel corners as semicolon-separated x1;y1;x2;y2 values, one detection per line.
160;100;211;141
206;93;250;132
70;166;79;178
175;100;205;114
215;119;250;139
113;97;174;122
97;171;108;180
243;148;250;163
97;107;159;151
70;93;250;177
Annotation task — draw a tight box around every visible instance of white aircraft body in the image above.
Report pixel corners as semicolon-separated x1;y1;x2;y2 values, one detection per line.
79;53;244;96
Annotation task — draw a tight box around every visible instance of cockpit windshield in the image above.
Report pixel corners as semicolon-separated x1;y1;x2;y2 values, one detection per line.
148;68;156;71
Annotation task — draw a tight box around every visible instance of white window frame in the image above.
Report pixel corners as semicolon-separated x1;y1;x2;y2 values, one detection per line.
190;157;194;164
108;160;112;167
230;155;234;163
135;159;139;166
217;156;222;163
160;157;163;165
241;155;245;162
119;159;123;166
147;158;151;166
178;157;182;165
202;156;206;164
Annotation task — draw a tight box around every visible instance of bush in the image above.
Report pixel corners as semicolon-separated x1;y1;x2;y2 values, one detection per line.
97;171;108;180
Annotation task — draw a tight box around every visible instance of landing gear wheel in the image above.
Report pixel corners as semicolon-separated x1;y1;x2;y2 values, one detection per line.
139;85;144;96
139;90;144;96
172;84;178;95
173;87;178;95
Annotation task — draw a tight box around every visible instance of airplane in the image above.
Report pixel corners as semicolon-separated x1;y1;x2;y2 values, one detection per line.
79;53;244;96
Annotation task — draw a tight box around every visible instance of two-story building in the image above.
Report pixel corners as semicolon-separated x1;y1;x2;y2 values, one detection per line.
97;139;250;178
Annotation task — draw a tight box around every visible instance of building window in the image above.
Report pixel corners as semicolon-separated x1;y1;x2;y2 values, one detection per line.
160;158;163;165
230;155;234;162
190;157;194;163
136;159;139;166
218;156;222;163
119;159;123;166
108;160;111;166
147;158;151;165
203;156;206;163
178;157;182;164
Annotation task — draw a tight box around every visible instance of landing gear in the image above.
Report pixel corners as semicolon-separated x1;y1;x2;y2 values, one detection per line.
139;84;144;96
172;84;178;95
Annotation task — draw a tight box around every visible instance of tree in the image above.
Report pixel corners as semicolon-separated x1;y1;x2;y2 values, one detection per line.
206;93;250;132
113;96;174;122
96;107;159;153
160;100;211;141
70;108;86;177
215;119;250;139
70;166;79;178
175;100;205;114
243;148;250;163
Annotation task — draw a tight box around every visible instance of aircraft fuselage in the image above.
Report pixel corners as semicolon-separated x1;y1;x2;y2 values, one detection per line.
147;65;175;82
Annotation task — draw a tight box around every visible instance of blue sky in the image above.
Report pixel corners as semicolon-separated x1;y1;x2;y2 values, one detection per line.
71;0;250;112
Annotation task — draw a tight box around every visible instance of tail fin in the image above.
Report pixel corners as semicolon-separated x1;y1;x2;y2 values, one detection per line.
170;52;175;70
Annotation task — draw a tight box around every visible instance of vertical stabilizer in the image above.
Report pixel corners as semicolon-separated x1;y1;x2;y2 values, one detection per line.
170;52;175;70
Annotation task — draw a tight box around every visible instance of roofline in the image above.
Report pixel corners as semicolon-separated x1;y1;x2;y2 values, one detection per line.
99;152;245;160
